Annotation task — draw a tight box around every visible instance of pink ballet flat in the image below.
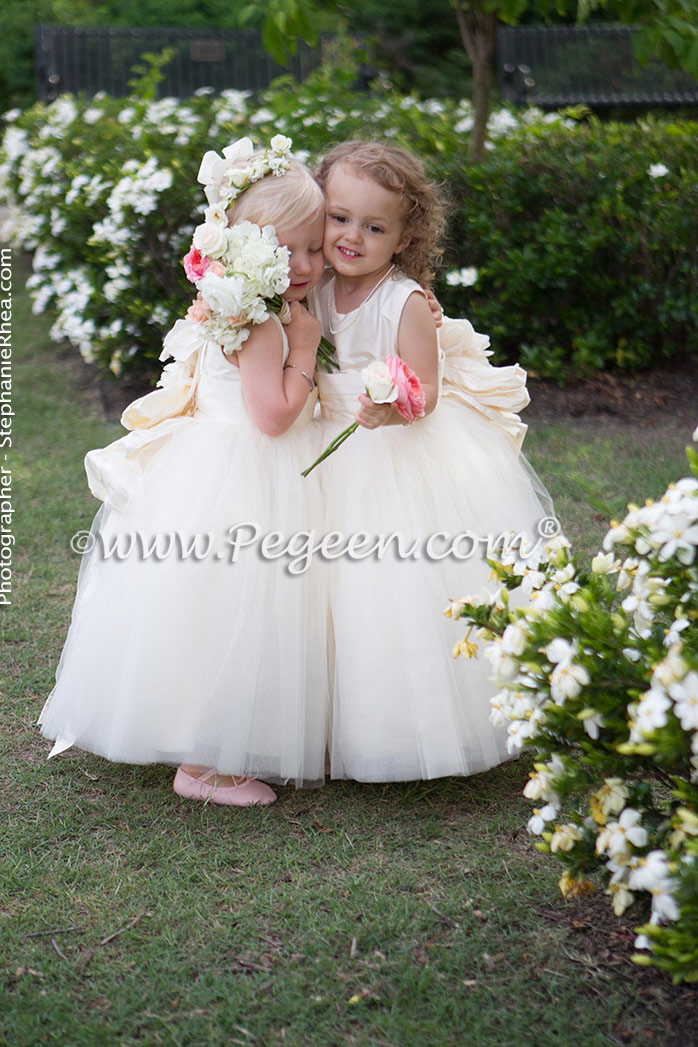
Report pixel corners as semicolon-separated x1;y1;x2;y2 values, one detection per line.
173;767;277;807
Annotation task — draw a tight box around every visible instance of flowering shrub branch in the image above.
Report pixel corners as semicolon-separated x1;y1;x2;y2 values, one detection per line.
448;433;698;983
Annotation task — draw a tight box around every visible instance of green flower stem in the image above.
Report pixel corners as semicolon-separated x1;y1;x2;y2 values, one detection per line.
301;422;358;477
317;335;338;372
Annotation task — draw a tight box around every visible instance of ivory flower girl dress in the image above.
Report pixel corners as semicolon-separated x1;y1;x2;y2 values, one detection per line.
309;269;553;782
39;316;328;787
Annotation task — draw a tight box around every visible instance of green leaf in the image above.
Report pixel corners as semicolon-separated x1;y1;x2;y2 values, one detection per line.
262;17;292;64
686;446;698;479
238;3;259;27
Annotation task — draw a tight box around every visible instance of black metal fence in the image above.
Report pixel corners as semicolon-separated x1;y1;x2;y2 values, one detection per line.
35;24;327;101
498;25;698;107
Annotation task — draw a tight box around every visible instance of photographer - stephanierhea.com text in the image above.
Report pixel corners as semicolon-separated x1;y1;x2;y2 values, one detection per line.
0;246;12;607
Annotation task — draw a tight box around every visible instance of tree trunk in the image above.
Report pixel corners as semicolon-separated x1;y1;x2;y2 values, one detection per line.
453;2;498;164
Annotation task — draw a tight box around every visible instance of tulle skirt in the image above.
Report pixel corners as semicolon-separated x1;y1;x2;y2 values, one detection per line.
39;412;329;787
318;384;553;782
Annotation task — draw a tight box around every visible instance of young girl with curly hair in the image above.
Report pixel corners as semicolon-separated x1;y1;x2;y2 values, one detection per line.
309;140;553;783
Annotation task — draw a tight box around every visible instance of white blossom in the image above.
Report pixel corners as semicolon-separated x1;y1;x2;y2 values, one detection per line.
668;671;698;731
445;267;478;288
596;808;648;859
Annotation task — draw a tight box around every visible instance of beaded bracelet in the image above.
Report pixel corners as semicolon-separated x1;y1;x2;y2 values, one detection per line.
283;362;315;392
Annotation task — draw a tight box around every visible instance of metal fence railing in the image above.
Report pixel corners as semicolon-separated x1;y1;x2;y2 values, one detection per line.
35;24;326;101
498;25;698;107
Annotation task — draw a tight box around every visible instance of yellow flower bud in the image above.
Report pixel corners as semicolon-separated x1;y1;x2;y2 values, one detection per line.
559;872;595;899
616;741;656;756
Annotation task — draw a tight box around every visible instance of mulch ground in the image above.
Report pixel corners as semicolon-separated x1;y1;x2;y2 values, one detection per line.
525;356;698;426
536;892;698;1046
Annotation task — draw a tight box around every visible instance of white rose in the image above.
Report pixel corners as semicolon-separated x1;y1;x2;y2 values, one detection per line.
198;272;246;318
361;361;398;404
228;168;252;190
192;221;228;259
270;133;293;155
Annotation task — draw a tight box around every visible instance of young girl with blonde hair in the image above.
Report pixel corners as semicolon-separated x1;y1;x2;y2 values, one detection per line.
40;138;329;805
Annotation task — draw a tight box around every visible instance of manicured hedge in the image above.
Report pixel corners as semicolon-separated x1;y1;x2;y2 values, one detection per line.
437;119;698;379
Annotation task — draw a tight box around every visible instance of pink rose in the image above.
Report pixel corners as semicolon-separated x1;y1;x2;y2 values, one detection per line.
183;245;210;284
386;354;426;422
207;260;226;277
186;293;212;324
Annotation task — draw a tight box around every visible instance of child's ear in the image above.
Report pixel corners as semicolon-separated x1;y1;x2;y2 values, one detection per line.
394;228;412;255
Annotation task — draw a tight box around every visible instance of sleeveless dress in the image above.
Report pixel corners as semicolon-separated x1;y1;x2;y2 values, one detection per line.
39;316;329;788
308;270;554;782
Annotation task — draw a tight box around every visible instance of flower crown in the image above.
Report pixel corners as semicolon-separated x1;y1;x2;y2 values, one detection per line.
196;134;294;211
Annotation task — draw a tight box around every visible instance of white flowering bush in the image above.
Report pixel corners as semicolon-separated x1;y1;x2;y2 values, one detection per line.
0;87;253;376
448;438;698;983
0;58;572;380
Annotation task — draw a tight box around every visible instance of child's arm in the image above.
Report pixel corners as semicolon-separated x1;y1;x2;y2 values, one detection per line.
234;302;320;437
356;291;440;429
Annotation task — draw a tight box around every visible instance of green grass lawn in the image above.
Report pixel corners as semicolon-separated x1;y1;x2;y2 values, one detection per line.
2;259;696;1047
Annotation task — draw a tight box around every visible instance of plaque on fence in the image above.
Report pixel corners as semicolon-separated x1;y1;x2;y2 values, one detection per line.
190;40;225;64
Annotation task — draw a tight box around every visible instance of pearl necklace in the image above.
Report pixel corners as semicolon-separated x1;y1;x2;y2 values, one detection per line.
326;264;396;335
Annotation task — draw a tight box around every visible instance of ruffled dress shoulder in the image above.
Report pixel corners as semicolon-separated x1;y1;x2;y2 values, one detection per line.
39;316;328;787
307;269;554;783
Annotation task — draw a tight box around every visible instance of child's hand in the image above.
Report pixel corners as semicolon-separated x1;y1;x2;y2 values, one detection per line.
356;394;394;429
424;288;443;328
286;301;322;354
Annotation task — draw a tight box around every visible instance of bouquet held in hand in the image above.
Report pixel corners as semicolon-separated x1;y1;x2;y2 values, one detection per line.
302;355;426;477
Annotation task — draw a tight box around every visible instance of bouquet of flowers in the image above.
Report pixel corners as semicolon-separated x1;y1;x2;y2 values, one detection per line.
301;355;426;477
183;219;336;371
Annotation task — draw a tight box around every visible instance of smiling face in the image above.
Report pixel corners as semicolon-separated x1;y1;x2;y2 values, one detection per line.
276;210;326;302
323;162;411;288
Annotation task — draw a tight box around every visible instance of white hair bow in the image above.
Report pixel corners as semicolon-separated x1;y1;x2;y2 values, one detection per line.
197;137;256;207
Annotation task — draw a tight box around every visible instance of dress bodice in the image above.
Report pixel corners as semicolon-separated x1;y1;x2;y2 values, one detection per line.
308;269;424;372
308;269;425;423
194;315;317;428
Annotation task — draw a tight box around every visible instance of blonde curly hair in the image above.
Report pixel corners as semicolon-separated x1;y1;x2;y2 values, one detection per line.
314;141;445;289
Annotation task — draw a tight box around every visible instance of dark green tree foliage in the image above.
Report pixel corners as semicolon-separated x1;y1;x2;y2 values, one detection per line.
0;1;55;112
344;0;474;99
